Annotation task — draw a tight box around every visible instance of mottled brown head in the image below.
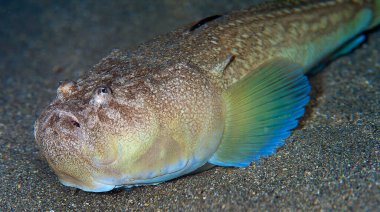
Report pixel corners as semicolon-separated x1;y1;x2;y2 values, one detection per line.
34;67;162;191
34;57;224;192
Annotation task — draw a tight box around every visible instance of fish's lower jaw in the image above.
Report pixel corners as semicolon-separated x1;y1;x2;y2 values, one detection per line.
58;178;115;193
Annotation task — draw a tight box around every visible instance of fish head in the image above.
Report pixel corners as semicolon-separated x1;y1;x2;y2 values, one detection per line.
34;60;224;192
34;76;161;192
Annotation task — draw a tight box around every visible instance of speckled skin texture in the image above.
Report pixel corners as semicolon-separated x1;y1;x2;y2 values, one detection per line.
1;0;379;210
35;60;224;191
33;0;380;192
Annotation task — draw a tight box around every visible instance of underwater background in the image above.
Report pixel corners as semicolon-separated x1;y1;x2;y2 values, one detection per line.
0;0;379;210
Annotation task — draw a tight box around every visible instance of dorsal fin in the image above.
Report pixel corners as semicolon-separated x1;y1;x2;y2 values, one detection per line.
189;15;223;32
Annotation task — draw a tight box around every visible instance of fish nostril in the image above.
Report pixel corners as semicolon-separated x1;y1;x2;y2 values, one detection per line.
70;120;81;128
49;110;81;129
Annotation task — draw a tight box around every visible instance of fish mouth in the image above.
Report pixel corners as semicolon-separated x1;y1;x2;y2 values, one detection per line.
59;161;191;192
58;174;116;192
57;169;119;192
36;108;121;192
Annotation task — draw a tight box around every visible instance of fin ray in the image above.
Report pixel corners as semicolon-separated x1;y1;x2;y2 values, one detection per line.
209;59;311;167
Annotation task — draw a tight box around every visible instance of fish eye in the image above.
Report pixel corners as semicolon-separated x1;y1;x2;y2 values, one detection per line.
91;86;112;106
96;86;111;95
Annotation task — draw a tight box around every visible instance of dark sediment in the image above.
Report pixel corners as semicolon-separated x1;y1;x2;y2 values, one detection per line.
0;0;379;210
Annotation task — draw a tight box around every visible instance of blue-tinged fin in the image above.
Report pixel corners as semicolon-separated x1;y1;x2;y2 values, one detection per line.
208;59;311;167
332;35;366;60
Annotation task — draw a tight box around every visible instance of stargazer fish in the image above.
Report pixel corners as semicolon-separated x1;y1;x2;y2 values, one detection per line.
34;0;380;192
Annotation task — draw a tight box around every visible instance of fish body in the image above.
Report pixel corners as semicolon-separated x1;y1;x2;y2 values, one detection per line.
34;0;380;192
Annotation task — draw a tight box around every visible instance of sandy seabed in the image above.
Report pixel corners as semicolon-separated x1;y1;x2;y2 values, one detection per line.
0;0;379;210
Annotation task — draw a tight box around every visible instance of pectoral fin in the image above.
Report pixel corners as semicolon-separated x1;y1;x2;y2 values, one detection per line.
209;59;311;167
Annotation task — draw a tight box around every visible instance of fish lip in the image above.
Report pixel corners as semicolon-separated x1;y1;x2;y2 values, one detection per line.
59;177;116;193
57;170;117;192
94;159;191;188
73;160;192;191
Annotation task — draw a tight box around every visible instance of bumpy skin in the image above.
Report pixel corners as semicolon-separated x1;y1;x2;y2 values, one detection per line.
35;0;380;192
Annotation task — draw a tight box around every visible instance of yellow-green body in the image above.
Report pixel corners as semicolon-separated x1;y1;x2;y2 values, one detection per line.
34;0;380;192
184;0;379;85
